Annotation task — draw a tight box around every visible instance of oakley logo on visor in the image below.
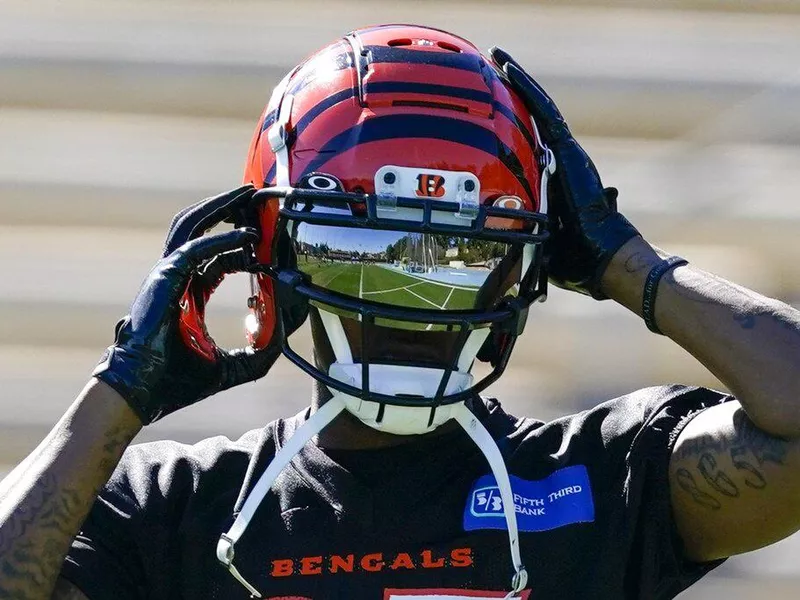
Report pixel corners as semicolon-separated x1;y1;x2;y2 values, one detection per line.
415;174;446;198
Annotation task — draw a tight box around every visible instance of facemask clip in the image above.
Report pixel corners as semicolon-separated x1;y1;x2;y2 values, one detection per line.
456;177;480;220
377;169;399;212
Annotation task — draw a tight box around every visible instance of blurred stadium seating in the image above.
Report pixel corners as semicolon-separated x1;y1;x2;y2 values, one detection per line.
1;0;799;595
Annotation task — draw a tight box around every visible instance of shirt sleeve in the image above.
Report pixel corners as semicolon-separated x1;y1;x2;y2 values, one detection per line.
58;440;197;600
58;431;260;600
59;459;149;600
621;385;731;598
60;498;145;599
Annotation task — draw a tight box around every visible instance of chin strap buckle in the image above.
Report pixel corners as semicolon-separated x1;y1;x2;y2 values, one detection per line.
216;535;262;598
506;566;529;597
267;93;295;187
543;146;556;175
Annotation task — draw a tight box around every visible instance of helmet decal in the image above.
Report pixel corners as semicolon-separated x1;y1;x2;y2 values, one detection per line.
300;173;345;192
415;174;447;198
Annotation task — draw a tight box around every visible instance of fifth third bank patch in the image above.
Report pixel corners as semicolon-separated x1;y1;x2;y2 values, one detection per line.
463;465;595;532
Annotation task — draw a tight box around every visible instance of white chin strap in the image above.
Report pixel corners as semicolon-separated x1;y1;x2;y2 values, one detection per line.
216;397;528;598
216;397;346;597
453;404;529;599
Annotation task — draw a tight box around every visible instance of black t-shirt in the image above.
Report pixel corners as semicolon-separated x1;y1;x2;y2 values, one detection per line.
61;385;730;599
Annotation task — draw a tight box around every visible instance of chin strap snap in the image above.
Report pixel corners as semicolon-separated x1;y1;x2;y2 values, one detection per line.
216;533;261;598
216;397;347;597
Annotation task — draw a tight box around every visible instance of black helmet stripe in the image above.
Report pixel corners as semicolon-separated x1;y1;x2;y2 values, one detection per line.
296;113;535;202
272;43;485;104
364;81;493;105
492;102;539;157
365;45;481;72
263;95;537;191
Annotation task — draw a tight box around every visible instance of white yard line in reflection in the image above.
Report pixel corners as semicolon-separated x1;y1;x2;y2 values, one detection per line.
361;281;425;295
404;286;446;310
424;286;458;330
354;264;472;330
318;264;348;288
442;286;456;309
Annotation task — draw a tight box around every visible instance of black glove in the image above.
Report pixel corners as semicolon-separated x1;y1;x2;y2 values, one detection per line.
490;47;640;299
93;186;282;424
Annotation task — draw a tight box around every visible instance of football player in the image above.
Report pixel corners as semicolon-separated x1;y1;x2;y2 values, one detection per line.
2;25;799;600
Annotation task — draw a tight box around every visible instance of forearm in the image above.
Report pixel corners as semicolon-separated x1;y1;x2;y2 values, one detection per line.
602;236;800;438
0;379;142;599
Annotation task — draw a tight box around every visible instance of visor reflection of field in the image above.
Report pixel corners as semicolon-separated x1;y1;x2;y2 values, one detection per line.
298;257;482;329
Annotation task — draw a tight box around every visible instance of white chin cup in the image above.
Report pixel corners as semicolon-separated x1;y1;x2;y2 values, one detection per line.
327;363;474;435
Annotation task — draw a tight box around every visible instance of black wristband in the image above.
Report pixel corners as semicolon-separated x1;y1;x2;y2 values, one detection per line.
642;256;688;335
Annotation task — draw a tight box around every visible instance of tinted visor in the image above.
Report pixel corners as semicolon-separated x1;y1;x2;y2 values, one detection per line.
289;204;525;331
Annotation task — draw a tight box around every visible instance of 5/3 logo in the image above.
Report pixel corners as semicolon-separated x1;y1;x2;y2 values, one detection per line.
471;487;504;516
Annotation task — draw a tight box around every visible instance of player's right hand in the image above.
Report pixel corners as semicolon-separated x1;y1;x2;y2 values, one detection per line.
93;186;281;425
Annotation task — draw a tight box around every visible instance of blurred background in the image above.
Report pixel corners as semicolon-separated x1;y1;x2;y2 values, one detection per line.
1;0;799;596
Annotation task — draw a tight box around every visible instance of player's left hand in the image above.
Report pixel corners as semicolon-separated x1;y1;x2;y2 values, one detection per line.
94;186;283;424
490;47;640;299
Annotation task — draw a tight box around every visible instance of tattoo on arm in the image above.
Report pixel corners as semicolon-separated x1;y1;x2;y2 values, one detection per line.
624;252;658;275
675;411;788;510
676;469;722;510
0;474;83;597
659;263;800;333
697;453;739;497
732;306;799;332
730;446;766;490
0;421;135;599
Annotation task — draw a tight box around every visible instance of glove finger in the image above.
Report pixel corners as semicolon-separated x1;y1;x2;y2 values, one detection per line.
502;61;570;145
491;49;605;200
194;247;256;297
162;185;256;257
218;345;283;390
164;228;259;306
199;246;255;278
136;228;258;321
163;197;213;250
489;47;556;120
488;46;521;74
604;187;619;212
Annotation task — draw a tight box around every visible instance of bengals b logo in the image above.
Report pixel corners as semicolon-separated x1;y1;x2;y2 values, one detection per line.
416;174;446;198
